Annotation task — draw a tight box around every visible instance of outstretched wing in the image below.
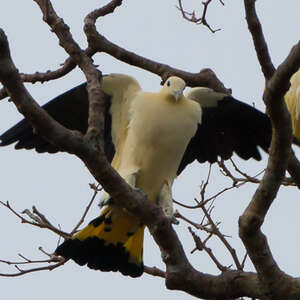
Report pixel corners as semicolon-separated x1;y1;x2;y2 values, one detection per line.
0;83;91;153
0;74;141;163
177;87;272;174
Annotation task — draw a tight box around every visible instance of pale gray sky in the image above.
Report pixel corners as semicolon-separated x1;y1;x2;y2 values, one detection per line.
1;1;300;299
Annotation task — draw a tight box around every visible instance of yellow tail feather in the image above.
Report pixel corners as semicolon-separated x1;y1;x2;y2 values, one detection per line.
75;206;141;244
55;206;144;277
124;226;145;265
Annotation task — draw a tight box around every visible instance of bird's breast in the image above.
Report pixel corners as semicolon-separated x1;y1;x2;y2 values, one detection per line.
130;95;199;155
116;94;201;201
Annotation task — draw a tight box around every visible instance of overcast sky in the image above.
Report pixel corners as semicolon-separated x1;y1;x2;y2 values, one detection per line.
1;1;300;300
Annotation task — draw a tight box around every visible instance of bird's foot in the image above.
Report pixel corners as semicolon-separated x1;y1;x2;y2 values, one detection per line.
131;186;143;194
167;215;179;225
98;196;113;208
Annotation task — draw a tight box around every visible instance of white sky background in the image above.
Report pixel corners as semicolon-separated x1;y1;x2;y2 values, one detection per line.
0;1;300;299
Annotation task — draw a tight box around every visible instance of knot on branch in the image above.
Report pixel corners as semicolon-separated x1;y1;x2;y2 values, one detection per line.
51;17;67;33
165;272;181;290
199;68;232;95
149;214;172;236
165;268;191;291
198;68;215;76
238;213;264;237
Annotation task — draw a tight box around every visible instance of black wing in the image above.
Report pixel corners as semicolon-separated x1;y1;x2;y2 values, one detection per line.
177;96;272;175
0;83;115;162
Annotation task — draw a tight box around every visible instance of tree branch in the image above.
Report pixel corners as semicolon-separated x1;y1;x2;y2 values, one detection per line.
33;0;107;152
70;183;101;235
176;0;223;33
188;227;229;272
96;35;230;93
244;0;300;188
82;0;230;93
0;0;230;102
240;1;300;298
0;255;66;277
144;266;166;278
0;201;70;239
243;0;275;80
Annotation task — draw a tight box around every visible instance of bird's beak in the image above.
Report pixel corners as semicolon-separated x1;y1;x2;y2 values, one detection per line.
173;90;183;101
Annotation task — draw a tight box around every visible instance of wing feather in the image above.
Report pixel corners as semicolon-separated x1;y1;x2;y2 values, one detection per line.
0;82;116;159
178;88;272;174
0;83;89;152
0;74;142;163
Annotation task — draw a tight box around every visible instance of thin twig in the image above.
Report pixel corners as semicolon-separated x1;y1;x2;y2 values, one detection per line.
188;227;229;272
0;247;67;278
0;257;60;265
201;202;243;270
0;259;66;277
0;201;70;239
241;252;248;270
176;0;222;33
144;266;166;278
70;183;102;235
174;210;215;235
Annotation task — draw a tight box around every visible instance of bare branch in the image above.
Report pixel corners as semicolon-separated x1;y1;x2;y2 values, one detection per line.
176;0;222;33
188;227;228;272
0;0;229;104
0;0;230;101
240;1;300;297
218;159;262;186
243;0;275;80
0;244;67;278
144;266;166;278
175;166;245;273
0;254;61;266
33;0;107;152
200;200;243;271
218;159;296;187
174;210;217;235
0;257;66;277
0;201;70;238
70;183;101;235
0;183;100;278
84;0;123;24
174;164;248;210
83;4;231;94
241;253;248;270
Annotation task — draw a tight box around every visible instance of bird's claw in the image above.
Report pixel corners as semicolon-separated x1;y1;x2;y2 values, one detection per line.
167;216;179;225
98;197;113;208
131;186;143;193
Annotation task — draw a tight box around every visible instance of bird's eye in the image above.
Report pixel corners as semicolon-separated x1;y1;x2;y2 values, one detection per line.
167;81;170;87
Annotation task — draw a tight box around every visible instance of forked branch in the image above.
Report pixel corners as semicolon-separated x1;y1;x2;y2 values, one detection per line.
177;0;223;33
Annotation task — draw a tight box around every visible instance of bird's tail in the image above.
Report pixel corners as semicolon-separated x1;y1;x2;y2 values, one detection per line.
55;206;145;277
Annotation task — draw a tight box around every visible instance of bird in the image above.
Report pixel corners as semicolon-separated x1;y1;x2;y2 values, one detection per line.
0;73;292;277
285;69;300;141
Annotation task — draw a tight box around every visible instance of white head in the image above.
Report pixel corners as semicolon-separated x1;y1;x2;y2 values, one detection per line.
161;76;186;101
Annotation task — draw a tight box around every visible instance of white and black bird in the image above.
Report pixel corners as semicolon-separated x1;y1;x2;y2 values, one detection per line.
0;73;294;277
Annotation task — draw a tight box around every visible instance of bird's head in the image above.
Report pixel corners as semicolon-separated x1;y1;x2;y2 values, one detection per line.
161;76;186;102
